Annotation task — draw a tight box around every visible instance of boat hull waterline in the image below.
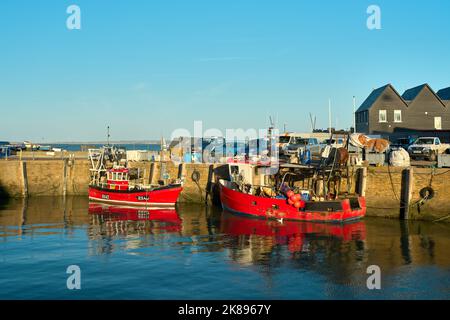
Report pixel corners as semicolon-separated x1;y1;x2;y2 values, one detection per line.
219;180;366;223
88;184;183;207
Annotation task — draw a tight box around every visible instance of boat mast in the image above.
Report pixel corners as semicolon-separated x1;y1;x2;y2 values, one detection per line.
160;136;167;183
353;96;356;133
328;99;332;137
107;126;110;146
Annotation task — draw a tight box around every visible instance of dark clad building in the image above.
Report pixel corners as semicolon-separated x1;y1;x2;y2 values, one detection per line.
356;83;450;141
437;87;450;107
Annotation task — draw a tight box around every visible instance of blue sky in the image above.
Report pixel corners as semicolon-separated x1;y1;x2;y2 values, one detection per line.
1;0;449;142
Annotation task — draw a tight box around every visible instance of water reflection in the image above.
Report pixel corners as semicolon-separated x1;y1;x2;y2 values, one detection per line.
220;211;366;261
88;203;182;236
0;196;449;292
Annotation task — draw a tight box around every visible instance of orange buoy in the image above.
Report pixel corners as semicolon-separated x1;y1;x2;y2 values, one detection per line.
286;190;294;198
294;201;301;208
294;194;301;201
288;199;295;205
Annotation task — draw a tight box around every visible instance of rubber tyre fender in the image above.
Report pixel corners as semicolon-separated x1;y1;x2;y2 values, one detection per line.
419;187;434;200
191;170;201;182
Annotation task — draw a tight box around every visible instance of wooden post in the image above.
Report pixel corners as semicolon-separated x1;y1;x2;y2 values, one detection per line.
205;164;215;205
63;158;68;197
356;167;367;196
178;163;186;180
400;167;413;220
21;161;28;198
149;162;155;185
346;166;351;194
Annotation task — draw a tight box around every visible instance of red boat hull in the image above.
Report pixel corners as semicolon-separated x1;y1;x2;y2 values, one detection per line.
89;184;182;207
219;180;366;223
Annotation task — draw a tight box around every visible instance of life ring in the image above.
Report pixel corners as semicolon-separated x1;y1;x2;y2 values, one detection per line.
191;170;201;182
419;187;434;200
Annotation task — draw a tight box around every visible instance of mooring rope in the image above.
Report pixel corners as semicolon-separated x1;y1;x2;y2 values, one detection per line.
387;164;400;201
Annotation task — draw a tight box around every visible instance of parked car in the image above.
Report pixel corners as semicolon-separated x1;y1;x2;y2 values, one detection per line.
321;137;346;148
0;146;12;159
407;137;450;161
284;137;321;158
390;137;414;151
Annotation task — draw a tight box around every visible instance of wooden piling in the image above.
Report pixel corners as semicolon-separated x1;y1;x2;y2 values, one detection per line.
178;163;186;180
21;161;28;198
400;167;413;220
63;158;68;197
149;162;155;185
205;164;215;205
356;167;367;197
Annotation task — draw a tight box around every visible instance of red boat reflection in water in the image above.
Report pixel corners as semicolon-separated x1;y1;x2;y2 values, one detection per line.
220;211;366;253
88;202;182;233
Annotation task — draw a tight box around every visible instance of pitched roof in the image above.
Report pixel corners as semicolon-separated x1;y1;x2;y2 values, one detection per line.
401;84;428;101
402;83;447;108
356;84;390;112
356;84;407;112
437;87;450;100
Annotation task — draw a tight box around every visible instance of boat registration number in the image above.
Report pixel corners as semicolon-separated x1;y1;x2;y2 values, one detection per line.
137;196;150;201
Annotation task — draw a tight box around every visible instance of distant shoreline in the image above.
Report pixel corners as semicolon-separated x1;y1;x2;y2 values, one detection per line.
12;141;162;145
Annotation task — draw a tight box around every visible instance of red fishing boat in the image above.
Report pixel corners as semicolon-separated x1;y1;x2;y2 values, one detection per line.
219;179;365;223
88;146;183;207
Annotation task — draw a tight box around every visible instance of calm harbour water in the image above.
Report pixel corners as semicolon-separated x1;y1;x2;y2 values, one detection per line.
0;197;449;300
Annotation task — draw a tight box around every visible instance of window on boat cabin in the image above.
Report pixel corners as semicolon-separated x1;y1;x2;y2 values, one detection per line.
230;165;239;176
379;110;387;123
394;110;402;123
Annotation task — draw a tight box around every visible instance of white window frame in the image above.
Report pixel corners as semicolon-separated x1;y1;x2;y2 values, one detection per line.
379;110;387;123
434;117;442;130
394;110;402;123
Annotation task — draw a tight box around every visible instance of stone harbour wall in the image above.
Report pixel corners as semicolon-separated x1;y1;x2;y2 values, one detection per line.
0;159;449;222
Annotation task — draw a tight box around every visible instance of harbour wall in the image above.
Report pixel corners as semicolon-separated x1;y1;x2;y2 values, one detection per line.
0;159;449;222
